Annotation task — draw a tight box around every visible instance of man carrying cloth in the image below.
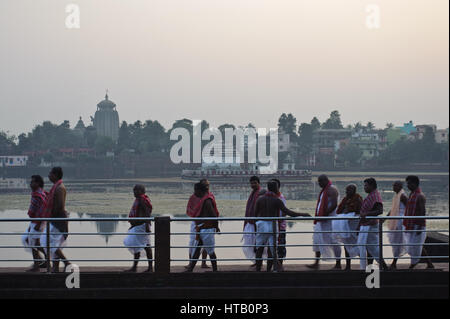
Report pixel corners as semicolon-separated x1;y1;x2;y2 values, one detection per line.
186;179;217;269
124;184;153;272
21;175;48;272
307;174;342;270
357;178;388;270
41;167;71;273
242;176;262;266
185;182;220;272
333;184;362;270
403;175;434;269
254;180;310;272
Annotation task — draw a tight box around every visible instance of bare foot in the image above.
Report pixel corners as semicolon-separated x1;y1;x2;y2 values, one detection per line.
306;263;319;270
332;263;342;270
123;267;137;273
26;266;40;273
143;268;153;273
201;264;210;269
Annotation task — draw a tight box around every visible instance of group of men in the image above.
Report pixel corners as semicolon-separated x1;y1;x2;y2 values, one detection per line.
21;168;434;273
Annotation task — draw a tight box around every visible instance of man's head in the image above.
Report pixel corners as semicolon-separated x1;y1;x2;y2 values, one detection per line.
194;182;208;197
249;175;260;191
363;178;377;194
270;178;281;191
345;184;357;197
30;175;44;191
317;174;329;188
48;167;63;183
406;175;420;192
199;178;210;192
267;180;279;194
393;181;403;193
133;184;146;198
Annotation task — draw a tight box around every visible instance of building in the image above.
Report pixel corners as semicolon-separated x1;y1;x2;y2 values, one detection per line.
313;129;352;154
350;129;387;161
409;124;437;141
0;155;28;167
397;121;417;135
92;93;119;142
435;129;449;144
74;116;86;137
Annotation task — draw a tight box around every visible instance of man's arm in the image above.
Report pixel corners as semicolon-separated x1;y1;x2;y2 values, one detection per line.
325;187;338;215
416;195;426;217
400;194;408;207
279;200;310;217
54;187;66;216
202;199;219;229
361;202;383;217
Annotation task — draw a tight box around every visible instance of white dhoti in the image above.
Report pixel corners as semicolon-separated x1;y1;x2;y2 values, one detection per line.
387;219;406;258
332;213;359;257
255;221;276;254
313;220;342;260
194;228;216;255
188;221;197;257
403;225;427;265
22;222;44;253
241;223;256;260
123;223;151;254
357;224;381;270
40;223;67;259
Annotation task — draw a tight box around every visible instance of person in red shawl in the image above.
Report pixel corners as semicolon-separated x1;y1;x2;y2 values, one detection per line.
40;167;71;273
242;176;262;266
185;182;220;272
124;184;153;272
403;175;434;269
185;179;217;269
21;175;48;272
307;174;341;270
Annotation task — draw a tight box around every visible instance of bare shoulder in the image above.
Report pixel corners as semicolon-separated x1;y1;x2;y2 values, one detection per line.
417;193;426;203
328;186;338;197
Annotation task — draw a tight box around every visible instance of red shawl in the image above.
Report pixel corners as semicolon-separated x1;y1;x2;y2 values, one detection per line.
43;180;63;218
403;187;425;230
360;189;383;226
129;194;152;217
28;188;48;220
314;181;332;224
186;192;219;218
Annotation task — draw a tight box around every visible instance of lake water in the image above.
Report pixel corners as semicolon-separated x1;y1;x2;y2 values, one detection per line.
0;173;448;267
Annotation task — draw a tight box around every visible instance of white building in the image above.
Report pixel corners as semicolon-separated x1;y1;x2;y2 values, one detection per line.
0;156;28;167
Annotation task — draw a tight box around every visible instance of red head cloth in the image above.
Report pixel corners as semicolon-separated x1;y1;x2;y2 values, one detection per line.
186;192;219;217
403;187;425;230
314;181;332;224
129;194;152;218
44;179;63;218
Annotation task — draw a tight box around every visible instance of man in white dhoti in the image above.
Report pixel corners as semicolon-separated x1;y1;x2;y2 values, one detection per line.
185;183;221;272
254;181;310;272
334;184;362;270
403;176;434;269
357;178;388;271
307;175;342;270
40;167;71;273
124;184;153;272
242;176;262;266
386;181;408;270
22;175;48;272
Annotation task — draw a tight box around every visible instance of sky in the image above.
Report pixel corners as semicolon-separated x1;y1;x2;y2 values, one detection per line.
0;0;448;136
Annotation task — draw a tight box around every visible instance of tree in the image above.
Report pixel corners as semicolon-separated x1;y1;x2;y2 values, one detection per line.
310;117;321;131
297;123;314;154
322;110;343;129
95;136;115;155
277;113;297;139
0;131;16;154
337;144;363;166
366;122;375;130
386;123;394;129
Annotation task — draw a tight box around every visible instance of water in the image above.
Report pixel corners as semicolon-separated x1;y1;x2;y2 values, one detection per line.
0;174;448;267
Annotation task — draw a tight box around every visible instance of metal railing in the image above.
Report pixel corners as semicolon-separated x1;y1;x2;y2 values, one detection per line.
0;215;448;273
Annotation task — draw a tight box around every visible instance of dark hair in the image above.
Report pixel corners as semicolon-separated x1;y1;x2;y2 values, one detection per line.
250;176;260;183
31;175;44;188
194;182;208;193
199;178;209;184
364;178;377;189
267;180;278;193
406;175;420;186
271;178;281;188
51;167;63;180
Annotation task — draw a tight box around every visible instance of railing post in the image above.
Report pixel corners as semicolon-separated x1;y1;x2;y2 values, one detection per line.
378;219;383;267
46;221;51;273
155;216;170;275
272;219;278;272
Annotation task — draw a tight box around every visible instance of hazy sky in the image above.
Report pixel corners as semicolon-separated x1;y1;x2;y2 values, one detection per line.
0;0;448;136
